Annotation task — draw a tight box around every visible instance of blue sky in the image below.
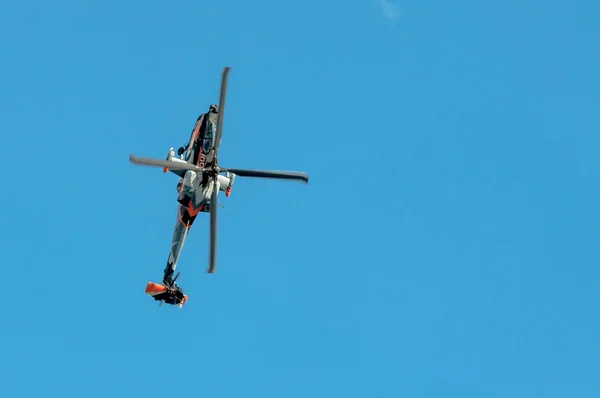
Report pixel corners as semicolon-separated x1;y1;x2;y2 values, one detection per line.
1;0;599;396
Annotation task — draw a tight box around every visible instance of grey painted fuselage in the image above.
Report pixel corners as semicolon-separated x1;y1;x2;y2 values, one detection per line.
161;108;231;287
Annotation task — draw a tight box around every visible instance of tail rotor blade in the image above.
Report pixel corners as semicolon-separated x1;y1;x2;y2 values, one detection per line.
224;168;308;184
207;177;218;274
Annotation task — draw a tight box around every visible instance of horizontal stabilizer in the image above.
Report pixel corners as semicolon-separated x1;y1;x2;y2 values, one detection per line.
145;282;188;308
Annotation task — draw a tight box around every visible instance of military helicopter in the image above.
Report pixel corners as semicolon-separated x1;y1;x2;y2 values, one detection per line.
129;66;309;308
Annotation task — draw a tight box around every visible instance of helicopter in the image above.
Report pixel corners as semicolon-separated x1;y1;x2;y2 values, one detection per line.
129;66;309;308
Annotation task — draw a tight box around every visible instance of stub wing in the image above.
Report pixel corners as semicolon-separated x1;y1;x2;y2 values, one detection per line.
145;282;188;308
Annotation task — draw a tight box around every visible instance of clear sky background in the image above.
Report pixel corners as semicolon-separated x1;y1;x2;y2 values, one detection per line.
1;0;599;396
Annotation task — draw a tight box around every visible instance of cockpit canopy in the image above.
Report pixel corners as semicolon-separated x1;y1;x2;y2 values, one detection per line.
201;120;216;154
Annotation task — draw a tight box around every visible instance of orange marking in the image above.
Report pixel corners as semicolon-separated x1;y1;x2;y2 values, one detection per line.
196;150;205;168
186;200;203;217
191;119;201;141
177;203;203;228
189;116;206;168
177;205;191;228
145;282;167;295
179;295;188;306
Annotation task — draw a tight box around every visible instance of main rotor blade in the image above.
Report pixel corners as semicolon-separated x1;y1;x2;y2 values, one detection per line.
213;66;230;158
224;168;309;184
129;154;203;172
207;177;218;274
